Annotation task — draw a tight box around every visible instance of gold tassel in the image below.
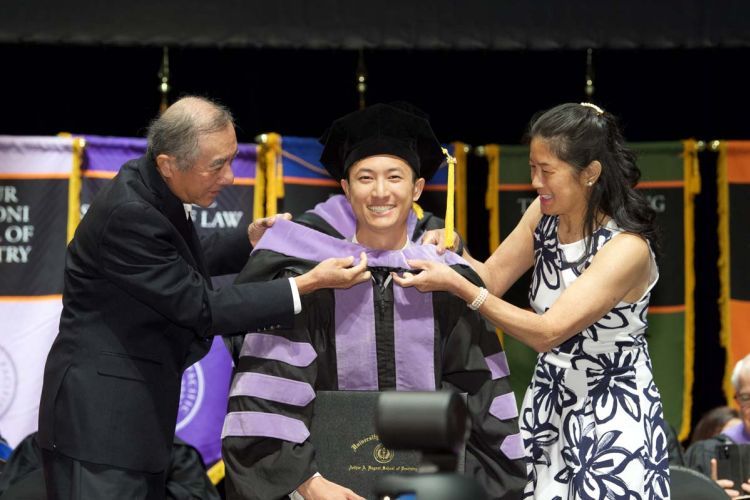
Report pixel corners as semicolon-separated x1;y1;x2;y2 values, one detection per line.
441;147;456;249
253;141;267;220
254;132;282;219
264;133;282;217
274;135;285;200
411;202;424;220
206;459;225;485
483;144;502;343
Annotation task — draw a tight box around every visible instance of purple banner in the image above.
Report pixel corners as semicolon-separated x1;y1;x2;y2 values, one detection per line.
83;135;146;173
82;135;257;179
175;337;233;465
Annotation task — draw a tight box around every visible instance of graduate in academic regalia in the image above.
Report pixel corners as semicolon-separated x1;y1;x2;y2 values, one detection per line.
221;103;527;500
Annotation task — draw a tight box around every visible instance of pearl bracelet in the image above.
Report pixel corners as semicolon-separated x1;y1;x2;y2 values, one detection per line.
468;287;488;310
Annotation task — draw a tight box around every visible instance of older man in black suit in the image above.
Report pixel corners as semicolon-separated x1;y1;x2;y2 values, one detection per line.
37;96;370;499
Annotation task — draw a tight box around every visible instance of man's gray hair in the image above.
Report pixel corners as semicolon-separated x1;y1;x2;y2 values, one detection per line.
731;353;750;391
146;96;234;171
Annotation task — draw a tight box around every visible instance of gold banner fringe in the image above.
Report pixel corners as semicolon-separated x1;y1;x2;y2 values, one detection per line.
679;139;701;441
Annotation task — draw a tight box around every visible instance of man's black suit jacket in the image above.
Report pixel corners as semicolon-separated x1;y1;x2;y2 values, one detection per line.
38;155;295;473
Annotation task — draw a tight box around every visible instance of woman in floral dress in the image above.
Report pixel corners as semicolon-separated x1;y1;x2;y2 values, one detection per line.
395;102;670;499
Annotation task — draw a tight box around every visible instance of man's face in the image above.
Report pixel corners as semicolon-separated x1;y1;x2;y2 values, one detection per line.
736;368;750;432
341;155;424;248
157;123;238;208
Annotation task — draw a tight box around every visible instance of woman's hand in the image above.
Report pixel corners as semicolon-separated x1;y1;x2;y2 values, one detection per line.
391;259;460;294
420;228;462;255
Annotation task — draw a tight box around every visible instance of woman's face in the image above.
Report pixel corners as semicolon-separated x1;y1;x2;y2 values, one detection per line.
529;137;591;221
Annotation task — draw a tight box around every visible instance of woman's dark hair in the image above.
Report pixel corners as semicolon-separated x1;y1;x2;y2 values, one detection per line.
526;102;661;260
690;406;740;445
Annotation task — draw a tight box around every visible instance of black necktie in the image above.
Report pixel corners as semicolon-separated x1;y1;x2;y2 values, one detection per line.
370;267;392;291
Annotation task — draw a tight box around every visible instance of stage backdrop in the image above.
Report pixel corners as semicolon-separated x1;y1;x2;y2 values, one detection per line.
485;141;700;440
258;134;468;239
718;142;750;403
0;134;261;474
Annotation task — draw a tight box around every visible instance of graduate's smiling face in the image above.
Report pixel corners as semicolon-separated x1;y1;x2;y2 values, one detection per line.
341;155;425;249
156;123;238;208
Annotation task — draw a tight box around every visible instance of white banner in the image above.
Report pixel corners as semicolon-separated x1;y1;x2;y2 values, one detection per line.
0;298;61;447
0;136;75;175
0;135;73;449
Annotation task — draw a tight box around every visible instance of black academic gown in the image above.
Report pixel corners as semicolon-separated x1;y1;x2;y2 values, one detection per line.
222;197;526;500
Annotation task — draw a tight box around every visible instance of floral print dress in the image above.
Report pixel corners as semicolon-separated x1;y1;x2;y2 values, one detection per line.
520;215;670;499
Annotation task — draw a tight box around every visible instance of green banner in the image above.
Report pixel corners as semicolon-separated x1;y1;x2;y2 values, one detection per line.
488;141;698;439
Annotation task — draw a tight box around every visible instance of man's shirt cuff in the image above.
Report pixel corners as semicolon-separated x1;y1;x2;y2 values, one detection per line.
290;472;321;499
289;277;302;314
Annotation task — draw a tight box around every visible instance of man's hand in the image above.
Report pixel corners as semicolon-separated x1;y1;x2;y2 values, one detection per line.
296;475;365;500
294;252;371;295
391;258;460;294
420;228;462;255
247;213;292;247
710;457;750;497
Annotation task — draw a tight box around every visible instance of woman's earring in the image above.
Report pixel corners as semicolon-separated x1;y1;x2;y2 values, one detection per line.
586;180;593;186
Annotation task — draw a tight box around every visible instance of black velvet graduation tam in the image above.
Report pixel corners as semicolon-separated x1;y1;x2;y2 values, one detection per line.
318;102;445;181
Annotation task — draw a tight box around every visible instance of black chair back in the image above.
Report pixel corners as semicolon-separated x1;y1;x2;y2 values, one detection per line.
670;465;727;499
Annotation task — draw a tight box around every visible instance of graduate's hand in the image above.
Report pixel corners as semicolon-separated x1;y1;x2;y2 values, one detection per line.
391;259;459;294
297;475;365;500
295;252;371;295
710;457;746;497
420;228;462;255
247;212;292;247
